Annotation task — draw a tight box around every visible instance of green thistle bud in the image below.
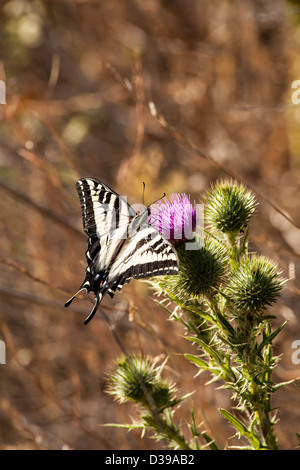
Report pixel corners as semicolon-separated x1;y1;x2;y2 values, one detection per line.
107;355;178;412
151;382;178;413
205;180;257;239
107;355;156;405
225;256;285;317
155;237;229;300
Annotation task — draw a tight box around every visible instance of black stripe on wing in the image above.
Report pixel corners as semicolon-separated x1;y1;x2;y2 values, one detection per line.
76;177;138;267
107;227;179;292
85;238;100;266
76;177;136;239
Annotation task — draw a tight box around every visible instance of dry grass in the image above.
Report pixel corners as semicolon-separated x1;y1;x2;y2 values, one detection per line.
0;0;300;450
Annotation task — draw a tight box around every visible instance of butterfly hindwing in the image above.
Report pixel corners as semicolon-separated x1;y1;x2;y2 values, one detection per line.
65;177;179;324
109;226;179;288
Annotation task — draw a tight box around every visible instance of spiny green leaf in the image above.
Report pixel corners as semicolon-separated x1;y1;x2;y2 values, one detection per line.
186;337;236;381
272;378;296;390
103;422;145;430
183;303;214;323
201;431;219;450
214;309;237;338
257;321;288;354
184;353;220;376
219;409;263;449
184;354;209;368
186;336;224;364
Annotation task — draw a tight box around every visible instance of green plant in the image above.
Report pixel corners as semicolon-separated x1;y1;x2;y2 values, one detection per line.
106;180;291;450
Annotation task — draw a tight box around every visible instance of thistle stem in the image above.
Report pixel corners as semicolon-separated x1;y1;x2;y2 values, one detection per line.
237;315;278;450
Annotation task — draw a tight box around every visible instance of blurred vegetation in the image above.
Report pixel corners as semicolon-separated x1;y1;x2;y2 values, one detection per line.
0;0;300;450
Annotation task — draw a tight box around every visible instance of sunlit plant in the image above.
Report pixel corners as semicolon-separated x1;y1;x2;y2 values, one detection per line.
106;180;292;450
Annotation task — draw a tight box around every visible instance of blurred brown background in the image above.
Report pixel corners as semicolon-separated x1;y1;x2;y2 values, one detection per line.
0;0;300;450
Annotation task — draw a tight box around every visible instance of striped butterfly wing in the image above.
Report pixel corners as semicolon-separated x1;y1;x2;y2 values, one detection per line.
65;177;179;324
108;224;179;292
76;177;136;268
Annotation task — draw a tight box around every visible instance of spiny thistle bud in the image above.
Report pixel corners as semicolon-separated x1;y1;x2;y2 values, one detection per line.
107;355;178;413
149;193;197;245
225;256;285;317
154;237;229;300
205;180;257;239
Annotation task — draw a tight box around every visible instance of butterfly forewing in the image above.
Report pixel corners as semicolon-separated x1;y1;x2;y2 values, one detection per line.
76;178;136;267
76;178;135;237
66;177;179;324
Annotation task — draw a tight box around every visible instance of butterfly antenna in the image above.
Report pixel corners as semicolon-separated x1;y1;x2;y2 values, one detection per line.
142;181;165;207
151;192;166;205
142;181;145;206
148;192;166;225
84;294;102;325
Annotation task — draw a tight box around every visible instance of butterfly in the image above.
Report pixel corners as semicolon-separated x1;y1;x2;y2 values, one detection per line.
65;178;179;324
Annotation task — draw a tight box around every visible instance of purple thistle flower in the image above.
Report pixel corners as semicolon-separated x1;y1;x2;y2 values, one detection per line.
149;193;197;244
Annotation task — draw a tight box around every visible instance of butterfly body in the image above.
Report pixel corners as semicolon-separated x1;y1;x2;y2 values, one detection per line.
65;178;179;324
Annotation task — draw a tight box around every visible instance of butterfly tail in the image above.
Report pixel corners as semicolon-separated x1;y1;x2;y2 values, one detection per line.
84;293;103;325
64;288;85;308
64;279;91;308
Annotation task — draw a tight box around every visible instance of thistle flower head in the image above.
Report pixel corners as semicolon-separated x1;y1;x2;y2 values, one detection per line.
149;193;197;244
153;237;229;300
107;355;178;413
226;256;285;317
205;180;257;238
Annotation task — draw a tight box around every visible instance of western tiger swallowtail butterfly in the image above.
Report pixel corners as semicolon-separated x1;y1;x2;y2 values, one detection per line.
65;178;179;324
